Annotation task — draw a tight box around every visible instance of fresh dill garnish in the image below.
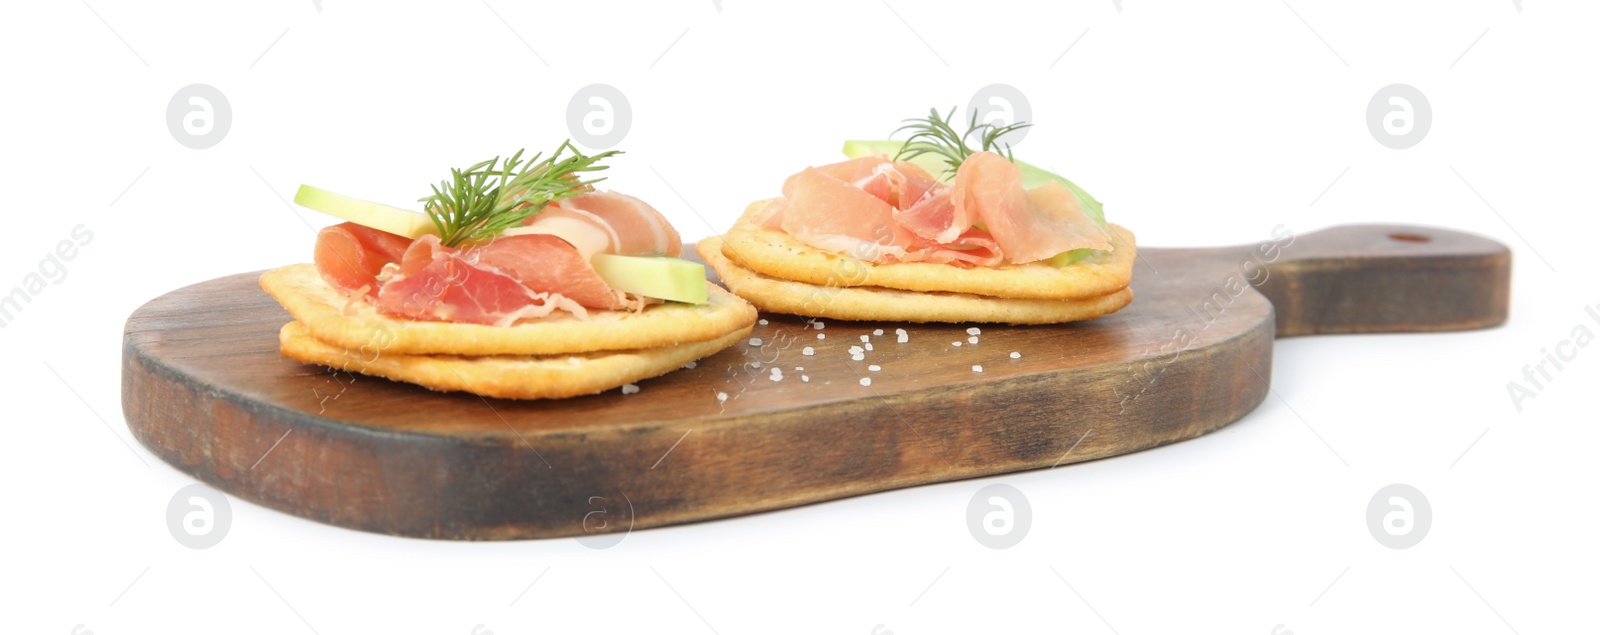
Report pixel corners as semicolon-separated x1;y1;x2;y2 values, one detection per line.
420;141;619;248
891;107;1031;176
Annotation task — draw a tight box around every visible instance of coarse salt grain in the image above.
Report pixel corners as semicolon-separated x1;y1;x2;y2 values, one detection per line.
716;391;728;402
748;337;763;346
897;332;908;343
684;361;697;369
802;347;815;356
873;329;884;336
868;364;881;371
758;319;769;325
968;336;979;344
621;383;641;394
1010;351;1021;359
972;365;983;373
795;366;804;371
851;353;865;361
952;341;963;347
865;343;874;351
860;335;870;343
859;377;872;386
801;375;810;382
814;321;826;330
817;333;826;340
752;361;762;369
967;327;982;335
848;345;864;354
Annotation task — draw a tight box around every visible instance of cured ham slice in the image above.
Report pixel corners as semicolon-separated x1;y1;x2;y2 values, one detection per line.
312;187;680;325
474;234;631;311
953;152;1111;263
375;234;605;326
561;191;682;257
376;246;546;325
314;222;412;298
779;160;917;262
507;190;683;259
775;152;1112;266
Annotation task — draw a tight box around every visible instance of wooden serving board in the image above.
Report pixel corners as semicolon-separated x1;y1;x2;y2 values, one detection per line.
122;225;1509;540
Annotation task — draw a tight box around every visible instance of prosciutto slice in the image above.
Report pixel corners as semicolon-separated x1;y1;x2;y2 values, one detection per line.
313;222;412;298
561;191;682;257
775;152;1112;266
953;152;1111;262
312;188;678;325
376;237;561;325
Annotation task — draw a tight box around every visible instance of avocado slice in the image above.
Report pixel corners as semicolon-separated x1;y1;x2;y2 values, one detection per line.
294;185;436;239
590;254;709;305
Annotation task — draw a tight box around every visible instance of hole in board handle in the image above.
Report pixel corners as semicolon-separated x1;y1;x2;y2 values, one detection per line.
1389;233;1431;243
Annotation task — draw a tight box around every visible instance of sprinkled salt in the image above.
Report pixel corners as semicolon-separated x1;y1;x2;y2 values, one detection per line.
968;336;979;344
972;365;983;373
769;373;782;382
716;391;728;402
802;347;815;356
794;366;804;371
814;321;826;330
801;375;810;382
860;335;870;343
873;329;884;336
848;345;864;355
868;364;881;371
751;361;762;369
684;361;697;369
748;337;763;346
817;333;826;340
952;341;963;347
758;319;769;325
897;330;908;343
851;353;865;361
967;327;982;335
865;343;874;351
859;377;872;387
621;383;641;395
1010;351;1021;359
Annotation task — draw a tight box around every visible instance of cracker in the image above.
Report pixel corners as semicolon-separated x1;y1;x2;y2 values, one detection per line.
699;238;1133;324
279;320;752;400
719;199;1137;300
260;264;756;356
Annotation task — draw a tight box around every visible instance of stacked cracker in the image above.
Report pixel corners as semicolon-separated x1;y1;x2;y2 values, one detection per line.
698;201;1137;324
260;264;757;399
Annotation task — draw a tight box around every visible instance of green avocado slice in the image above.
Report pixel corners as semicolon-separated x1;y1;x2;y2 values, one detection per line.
590;254;709;305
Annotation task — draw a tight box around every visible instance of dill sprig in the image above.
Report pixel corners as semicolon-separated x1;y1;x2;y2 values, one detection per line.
891;107;1031;176
420;141;620;247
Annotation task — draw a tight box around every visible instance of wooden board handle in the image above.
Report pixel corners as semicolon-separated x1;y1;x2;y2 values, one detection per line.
1240;224;1511;337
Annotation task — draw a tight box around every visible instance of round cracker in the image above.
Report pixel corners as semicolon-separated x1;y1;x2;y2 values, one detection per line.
260;264;756;356
699;238;1133;324
719;199;1137;300
279;320;752;400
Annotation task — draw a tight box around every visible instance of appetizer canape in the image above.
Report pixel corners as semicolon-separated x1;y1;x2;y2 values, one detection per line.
260;141;756;399
699;109;1136;323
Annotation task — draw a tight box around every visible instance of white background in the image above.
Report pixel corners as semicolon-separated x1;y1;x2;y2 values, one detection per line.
3;1;1596;633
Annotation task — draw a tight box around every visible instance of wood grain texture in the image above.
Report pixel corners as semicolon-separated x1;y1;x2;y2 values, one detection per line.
121;224;1509;540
